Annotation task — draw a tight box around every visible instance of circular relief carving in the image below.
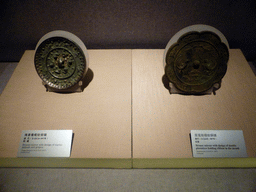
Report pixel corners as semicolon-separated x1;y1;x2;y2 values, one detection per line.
34;37;86;90
165;32;229;93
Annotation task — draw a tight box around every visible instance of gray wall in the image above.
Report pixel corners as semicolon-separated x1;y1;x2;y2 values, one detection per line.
1;0;256;62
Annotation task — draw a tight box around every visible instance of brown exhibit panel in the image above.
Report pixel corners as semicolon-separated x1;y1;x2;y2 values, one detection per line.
0;50;132;158
132;49;256;158
0;49;255;162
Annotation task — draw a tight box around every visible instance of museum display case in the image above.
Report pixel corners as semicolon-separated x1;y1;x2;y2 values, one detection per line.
0;47;255;168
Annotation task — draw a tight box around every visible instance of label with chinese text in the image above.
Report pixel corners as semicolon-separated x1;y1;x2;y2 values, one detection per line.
191;130;247;158
17;130;73;157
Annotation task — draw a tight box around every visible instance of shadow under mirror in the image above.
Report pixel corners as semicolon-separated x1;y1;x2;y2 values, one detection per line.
81;68;94;91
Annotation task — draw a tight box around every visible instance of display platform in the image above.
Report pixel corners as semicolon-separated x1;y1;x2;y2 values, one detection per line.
0;49;255;168
132;49;256;159
0;50;132;159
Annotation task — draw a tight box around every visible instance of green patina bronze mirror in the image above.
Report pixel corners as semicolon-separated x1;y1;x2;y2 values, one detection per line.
34;31;89;92
164;25;229;94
